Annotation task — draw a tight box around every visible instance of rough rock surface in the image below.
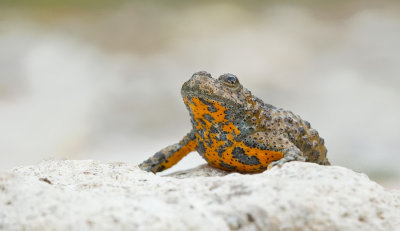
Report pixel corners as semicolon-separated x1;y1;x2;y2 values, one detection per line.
0;160;399;231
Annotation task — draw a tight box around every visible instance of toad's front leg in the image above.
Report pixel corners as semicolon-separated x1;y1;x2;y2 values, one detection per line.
139;131;197;173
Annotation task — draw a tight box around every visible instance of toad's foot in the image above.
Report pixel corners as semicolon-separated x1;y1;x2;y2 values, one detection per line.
267;147;306;170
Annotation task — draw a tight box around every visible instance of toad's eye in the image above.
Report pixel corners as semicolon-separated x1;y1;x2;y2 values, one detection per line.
218;74;240;87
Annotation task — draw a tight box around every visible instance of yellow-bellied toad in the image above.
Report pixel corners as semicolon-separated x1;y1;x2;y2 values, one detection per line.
139;71;330;173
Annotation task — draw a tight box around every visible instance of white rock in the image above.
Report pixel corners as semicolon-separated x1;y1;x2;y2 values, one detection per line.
0;160;399;231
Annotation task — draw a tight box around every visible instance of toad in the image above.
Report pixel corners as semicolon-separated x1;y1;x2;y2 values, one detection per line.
139;71;330;173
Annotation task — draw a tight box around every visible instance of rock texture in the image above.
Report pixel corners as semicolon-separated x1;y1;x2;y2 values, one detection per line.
0;160;399;231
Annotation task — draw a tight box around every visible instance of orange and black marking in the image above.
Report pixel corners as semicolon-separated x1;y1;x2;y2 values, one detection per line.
185;97;283;172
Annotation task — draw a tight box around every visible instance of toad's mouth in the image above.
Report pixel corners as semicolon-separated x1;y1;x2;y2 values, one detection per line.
180;73;231;104
181;78;215;98
181;84;239;109
181;73;247;111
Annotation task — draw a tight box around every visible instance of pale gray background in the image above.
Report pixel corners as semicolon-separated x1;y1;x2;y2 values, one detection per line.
0;0;399;188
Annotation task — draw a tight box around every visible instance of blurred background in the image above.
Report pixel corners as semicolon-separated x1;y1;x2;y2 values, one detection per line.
0;0;399;188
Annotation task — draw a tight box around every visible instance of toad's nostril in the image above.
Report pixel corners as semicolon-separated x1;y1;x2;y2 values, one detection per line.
192;71;212;78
